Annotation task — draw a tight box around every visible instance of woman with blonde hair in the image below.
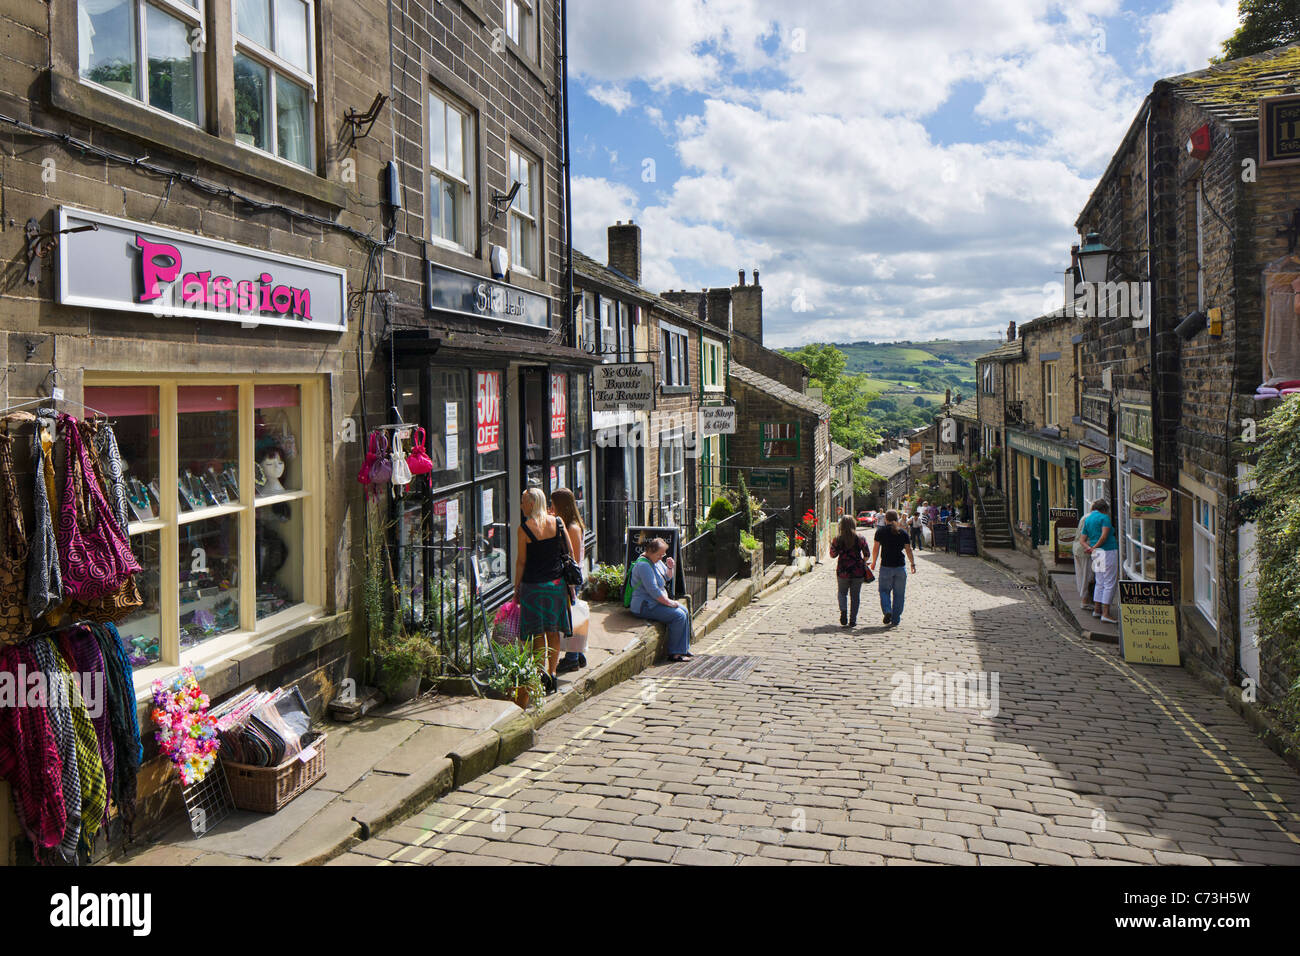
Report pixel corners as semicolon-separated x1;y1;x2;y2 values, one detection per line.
513;486;571;694
550;487;588;675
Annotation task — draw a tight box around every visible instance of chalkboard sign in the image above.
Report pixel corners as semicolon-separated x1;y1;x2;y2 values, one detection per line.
624;526;684;599
956;525;978;556
932;524;951;552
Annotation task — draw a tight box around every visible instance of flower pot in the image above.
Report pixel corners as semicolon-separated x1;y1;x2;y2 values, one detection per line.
512;685;531;710
386;674;421;704
593;581;610;601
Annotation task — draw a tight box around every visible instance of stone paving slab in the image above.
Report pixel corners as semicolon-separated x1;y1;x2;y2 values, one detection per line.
347;550;1300;866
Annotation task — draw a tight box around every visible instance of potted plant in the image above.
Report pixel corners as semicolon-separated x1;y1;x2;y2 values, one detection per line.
584;562;624;602
373;631;438;703
486;639;545;710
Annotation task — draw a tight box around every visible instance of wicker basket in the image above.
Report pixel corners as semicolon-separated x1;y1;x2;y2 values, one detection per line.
224;731;327;813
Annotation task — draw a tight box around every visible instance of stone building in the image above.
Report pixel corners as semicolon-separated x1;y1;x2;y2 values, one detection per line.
0;0;400;860
573;222;731;564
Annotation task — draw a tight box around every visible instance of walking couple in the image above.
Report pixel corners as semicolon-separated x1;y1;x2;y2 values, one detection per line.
513;486;587;695
830;511;917;629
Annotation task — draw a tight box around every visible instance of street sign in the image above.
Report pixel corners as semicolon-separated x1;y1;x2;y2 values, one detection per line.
933;453;960;472
749;468;790;491
1118;581;1180;666
1051;509;1078;566
593;362;655;412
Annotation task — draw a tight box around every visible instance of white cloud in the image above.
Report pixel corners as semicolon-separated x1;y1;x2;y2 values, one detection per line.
586;84;634;113
1143;0;1239;75
566;0;1210;345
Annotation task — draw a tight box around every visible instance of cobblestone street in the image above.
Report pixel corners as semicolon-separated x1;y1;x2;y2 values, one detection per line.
346;553;1300;866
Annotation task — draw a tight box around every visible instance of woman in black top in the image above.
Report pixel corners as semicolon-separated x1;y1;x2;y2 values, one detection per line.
829;515;870;628
870;509;916;627
514;487;572;694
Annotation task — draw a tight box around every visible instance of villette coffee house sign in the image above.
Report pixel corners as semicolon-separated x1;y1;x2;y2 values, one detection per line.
55;206;347;332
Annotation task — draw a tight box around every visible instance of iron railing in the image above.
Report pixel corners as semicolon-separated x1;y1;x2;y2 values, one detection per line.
680;530;710;616
756;506;793;571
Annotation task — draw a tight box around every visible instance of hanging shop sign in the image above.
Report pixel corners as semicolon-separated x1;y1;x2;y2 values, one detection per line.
1119;581;1180;666
426;261;550;330
1118;402;1153;451
1050;508;1078;567
592;362;655;412
1128;472;1173;521
550;373;567;440
1080;445;1110;480
1259;94;1300;167
56;206;346;332
699;405;736;436
1006;430;1067;466
475;371;501;454
932;453;960;472
1080;391;1110;433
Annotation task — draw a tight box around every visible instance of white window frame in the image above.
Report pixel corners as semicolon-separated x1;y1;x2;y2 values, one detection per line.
234;0;317;169
1121;470;1156;582
503;0;537;62
580;291;597;354
1043;361;1058;426
618;302;635;363
428;88;476;253
659;321;689;387
658;431;686;522
702;337;725;391
82;374;325;693
599;297;617;363
78;0;207;128
508;146;539;276
1193;494;1217;624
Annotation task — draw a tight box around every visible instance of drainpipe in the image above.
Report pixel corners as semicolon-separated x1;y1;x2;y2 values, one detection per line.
558;0;575;347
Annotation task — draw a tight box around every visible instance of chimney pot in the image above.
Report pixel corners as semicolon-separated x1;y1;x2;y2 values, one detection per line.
738;269;745;286
1007;320;1017;341
753;269;760;285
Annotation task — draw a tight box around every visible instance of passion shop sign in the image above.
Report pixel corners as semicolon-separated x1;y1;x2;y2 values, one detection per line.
56;207;347;332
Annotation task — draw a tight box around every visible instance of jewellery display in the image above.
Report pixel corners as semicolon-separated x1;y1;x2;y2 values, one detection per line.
204;467;229;504
221;465;240;501
178;475;203;511
126;477;156;522
254;461;267;490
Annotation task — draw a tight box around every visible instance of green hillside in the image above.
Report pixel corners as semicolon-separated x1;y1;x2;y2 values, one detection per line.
782;338;997;438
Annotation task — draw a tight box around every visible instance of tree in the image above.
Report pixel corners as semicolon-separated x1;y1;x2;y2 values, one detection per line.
1218;0;1300;61
787;343;881;452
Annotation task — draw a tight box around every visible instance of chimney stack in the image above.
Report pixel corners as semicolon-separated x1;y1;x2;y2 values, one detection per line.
732;267;763;344
1007;320;1016;341
608;220;642;284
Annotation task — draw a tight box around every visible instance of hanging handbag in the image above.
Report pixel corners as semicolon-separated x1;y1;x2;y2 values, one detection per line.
556;518;584;590
390;429;412;487
406;426;434;477
89;420;131;538
56;415;142;602
0;419;32;644
357;431;378;487
61;423;143;622
367;432;392;486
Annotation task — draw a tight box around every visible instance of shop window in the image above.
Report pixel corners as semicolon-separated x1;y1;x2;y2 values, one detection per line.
428;369;470;488
1193;495;1217;624
503;0;537;63
84;377;321;683
760;421;799;461
474;370;504;477
570;372;590;452
702;337;724;392
660;322;689;388
550;372;569;457
508;146;539;275
429;89;476;252
1121;471;1157;581
78;0;204;126
234;0;316;169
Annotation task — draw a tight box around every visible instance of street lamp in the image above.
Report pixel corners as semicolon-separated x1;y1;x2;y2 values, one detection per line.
1076;232;1115;285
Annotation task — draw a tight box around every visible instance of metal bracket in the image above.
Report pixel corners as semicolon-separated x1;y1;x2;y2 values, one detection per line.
342;93;388;146
25;218;97;284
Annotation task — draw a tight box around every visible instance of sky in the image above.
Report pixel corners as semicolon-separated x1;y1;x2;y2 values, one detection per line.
565;0;1244;347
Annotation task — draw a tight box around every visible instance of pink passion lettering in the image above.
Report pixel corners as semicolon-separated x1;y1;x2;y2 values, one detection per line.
135;234;313;321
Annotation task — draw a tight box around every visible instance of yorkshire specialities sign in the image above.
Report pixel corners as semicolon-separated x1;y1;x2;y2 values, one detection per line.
56;206;347;332
426;261;550;330
1260;94;1300;167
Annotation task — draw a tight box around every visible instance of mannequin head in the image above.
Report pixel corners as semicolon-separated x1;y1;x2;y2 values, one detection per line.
261;446;286;479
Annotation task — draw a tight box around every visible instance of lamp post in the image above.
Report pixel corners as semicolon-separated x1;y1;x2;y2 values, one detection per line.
1076;232;1115;286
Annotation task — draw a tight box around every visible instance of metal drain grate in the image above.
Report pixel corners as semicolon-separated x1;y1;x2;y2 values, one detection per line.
660;654;759;681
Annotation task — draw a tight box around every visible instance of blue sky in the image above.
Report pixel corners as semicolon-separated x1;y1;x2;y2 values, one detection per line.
565;0;1245;346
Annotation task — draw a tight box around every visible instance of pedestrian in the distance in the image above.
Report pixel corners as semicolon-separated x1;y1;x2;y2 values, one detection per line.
909;505;924;551
830;515;872;628
870;510;916;626
1080;499;1119;623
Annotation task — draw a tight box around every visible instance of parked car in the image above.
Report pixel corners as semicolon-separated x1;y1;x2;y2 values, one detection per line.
857;511;876;527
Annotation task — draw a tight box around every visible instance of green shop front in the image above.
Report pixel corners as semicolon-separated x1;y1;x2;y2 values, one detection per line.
1007;429;1084;547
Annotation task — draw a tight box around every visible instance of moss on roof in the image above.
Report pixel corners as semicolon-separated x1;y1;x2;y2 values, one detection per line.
1170;43;1300;121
